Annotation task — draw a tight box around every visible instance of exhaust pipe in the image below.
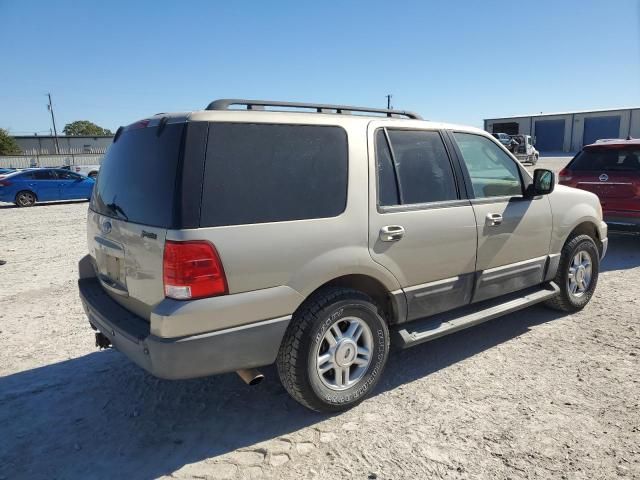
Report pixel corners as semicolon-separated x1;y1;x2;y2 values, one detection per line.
236;368;264;386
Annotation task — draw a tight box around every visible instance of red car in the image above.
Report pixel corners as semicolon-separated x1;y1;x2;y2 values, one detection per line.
559;138;640;231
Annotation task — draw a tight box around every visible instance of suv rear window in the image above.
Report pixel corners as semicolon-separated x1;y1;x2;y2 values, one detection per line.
200;123;348;227
91;123;185;227
570;146;640;172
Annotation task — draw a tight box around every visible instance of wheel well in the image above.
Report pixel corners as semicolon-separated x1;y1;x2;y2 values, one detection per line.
568;221;602;255
304;275;399;324
15;189;37;201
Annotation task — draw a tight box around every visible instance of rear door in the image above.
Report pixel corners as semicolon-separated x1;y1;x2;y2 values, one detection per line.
29;169;59;201
88;120;186;319
368;122;477;321
450;131;552;302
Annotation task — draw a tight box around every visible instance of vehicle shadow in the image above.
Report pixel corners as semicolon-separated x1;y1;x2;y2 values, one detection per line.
0;199;89;209
0;305;566;480
600;232;640;272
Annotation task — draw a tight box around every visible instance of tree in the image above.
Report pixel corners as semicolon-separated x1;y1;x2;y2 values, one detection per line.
62;120;113;136
0;129;21;155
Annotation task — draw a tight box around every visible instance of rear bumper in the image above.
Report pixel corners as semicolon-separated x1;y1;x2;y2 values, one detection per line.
79;277;291;380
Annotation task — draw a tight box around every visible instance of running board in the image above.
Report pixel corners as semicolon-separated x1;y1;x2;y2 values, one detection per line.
393;282;560;349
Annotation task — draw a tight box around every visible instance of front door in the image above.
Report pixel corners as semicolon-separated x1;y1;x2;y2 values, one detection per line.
367;122;477;322
450;131;553;302
55;170;89;199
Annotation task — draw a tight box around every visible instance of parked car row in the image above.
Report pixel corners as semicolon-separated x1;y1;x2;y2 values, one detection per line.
0;168;95;207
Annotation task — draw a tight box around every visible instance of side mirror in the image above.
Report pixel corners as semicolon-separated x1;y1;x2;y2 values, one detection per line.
528;169;555;197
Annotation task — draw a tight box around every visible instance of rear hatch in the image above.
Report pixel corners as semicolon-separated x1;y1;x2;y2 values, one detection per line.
88;119;188;320
565;145;640;212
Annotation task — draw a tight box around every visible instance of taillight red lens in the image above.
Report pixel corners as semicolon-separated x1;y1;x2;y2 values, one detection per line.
163;241;227;300
558;168;572;183
0;179;11;187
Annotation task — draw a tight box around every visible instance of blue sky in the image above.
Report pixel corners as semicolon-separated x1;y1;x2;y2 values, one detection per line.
1;0;639;134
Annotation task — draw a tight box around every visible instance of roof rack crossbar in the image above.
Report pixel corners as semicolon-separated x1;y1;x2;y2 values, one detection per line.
205;99;422;120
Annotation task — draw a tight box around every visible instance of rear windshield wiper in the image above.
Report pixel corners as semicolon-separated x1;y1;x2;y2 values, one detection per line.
106;201;129;221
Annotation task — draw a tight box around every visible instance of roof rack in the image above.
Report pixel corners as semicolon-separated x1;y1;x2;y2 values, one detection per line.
205;99;422;120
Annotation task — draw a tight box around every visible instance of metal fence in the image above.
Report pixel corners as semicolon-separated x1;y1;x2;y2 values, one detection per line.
21;147;108;156
0;153;105;169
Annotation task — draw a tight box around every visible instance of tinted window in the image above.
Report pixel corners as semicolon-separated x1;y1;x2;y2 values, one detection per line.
380;129;458;205
571;147;640;172
200;123;348;227
56;170;84;180
32;170;56;180
375;130;400;206
454;132;523;198
91;123;185;227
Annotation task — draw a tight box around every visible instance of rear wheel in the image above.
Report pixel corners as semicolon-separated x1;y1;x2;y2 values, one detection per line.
88;172;98;179
15;190;36;207
276;288;390;412
545;234;600;312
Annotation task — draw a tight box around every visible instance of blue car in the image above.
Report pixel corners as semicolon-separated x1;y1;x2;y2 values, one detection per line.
0;168;16;175
0;168;95;207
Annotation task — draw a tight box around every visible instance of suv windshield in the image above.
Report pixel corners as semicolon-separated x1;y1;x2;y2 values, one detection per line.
91;123;185;227
571;146;640;172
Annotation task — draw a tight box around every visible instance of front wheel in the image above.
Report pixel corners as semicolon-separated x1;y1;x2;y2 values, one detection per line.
276;288;390;412
545;234;600;312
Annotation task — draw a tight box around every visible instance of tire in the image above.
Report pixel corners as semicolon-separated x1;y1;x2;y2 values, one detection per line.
15;190;36;207
276;287;390;412
532;154;539;165
545;234;600;312
88;172;98;179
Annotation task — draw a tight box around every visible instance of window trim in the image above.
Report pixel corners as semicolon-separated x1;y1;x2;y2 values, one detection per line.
374;127;467;214
199;121;350;227
447;130;527;200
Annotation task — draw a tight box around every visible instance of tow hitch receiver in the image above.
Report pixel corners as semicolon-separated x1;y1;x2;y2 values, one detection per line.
95;332;112;349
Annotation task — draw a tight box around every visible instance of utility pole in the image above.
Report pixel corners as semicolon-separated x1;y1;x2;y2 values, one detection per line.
386;94;393;110
47;93;60;154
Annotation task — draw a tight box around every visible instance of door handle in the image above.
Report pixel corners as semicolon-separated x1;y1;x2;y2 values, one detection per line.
380;225;405;242
486;213;503;226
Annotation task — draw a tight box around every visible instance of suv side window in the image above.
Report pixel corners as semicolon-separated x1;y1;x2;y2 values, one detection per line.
453;132;523;198
376;129;458;206
201;123;348;227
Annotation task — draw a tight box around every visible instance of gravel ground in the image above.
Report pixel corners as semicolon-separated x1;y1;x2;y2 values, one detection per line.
1;166;639;479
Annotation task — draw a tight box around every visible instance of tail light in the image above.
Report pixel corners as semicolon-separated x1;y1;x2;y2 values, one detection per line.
0;179;11;187
163;241;228;300
558;168;572;183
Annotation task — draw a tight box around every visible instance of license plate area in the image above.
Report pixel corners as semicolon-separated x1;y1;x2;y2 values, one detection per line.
101;253;124;285
94;236;127;293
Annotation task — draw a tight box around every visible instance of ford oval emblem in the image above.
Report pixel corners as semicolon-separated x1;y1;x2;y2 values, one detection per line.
100;221;112;235
599;174;609;182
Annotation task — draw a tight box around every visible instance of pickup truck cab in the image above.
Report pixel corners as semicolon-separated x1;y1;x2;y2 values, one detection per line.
78;99;607;412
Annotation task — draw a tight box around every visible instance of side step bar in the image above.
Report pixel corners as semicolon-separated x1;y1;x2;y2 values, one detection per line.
393;282;560;349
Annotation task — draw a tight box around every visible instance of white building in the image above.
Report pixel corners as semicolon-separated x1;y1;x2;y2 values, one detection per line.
484;107;640;153
14;135;114;155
